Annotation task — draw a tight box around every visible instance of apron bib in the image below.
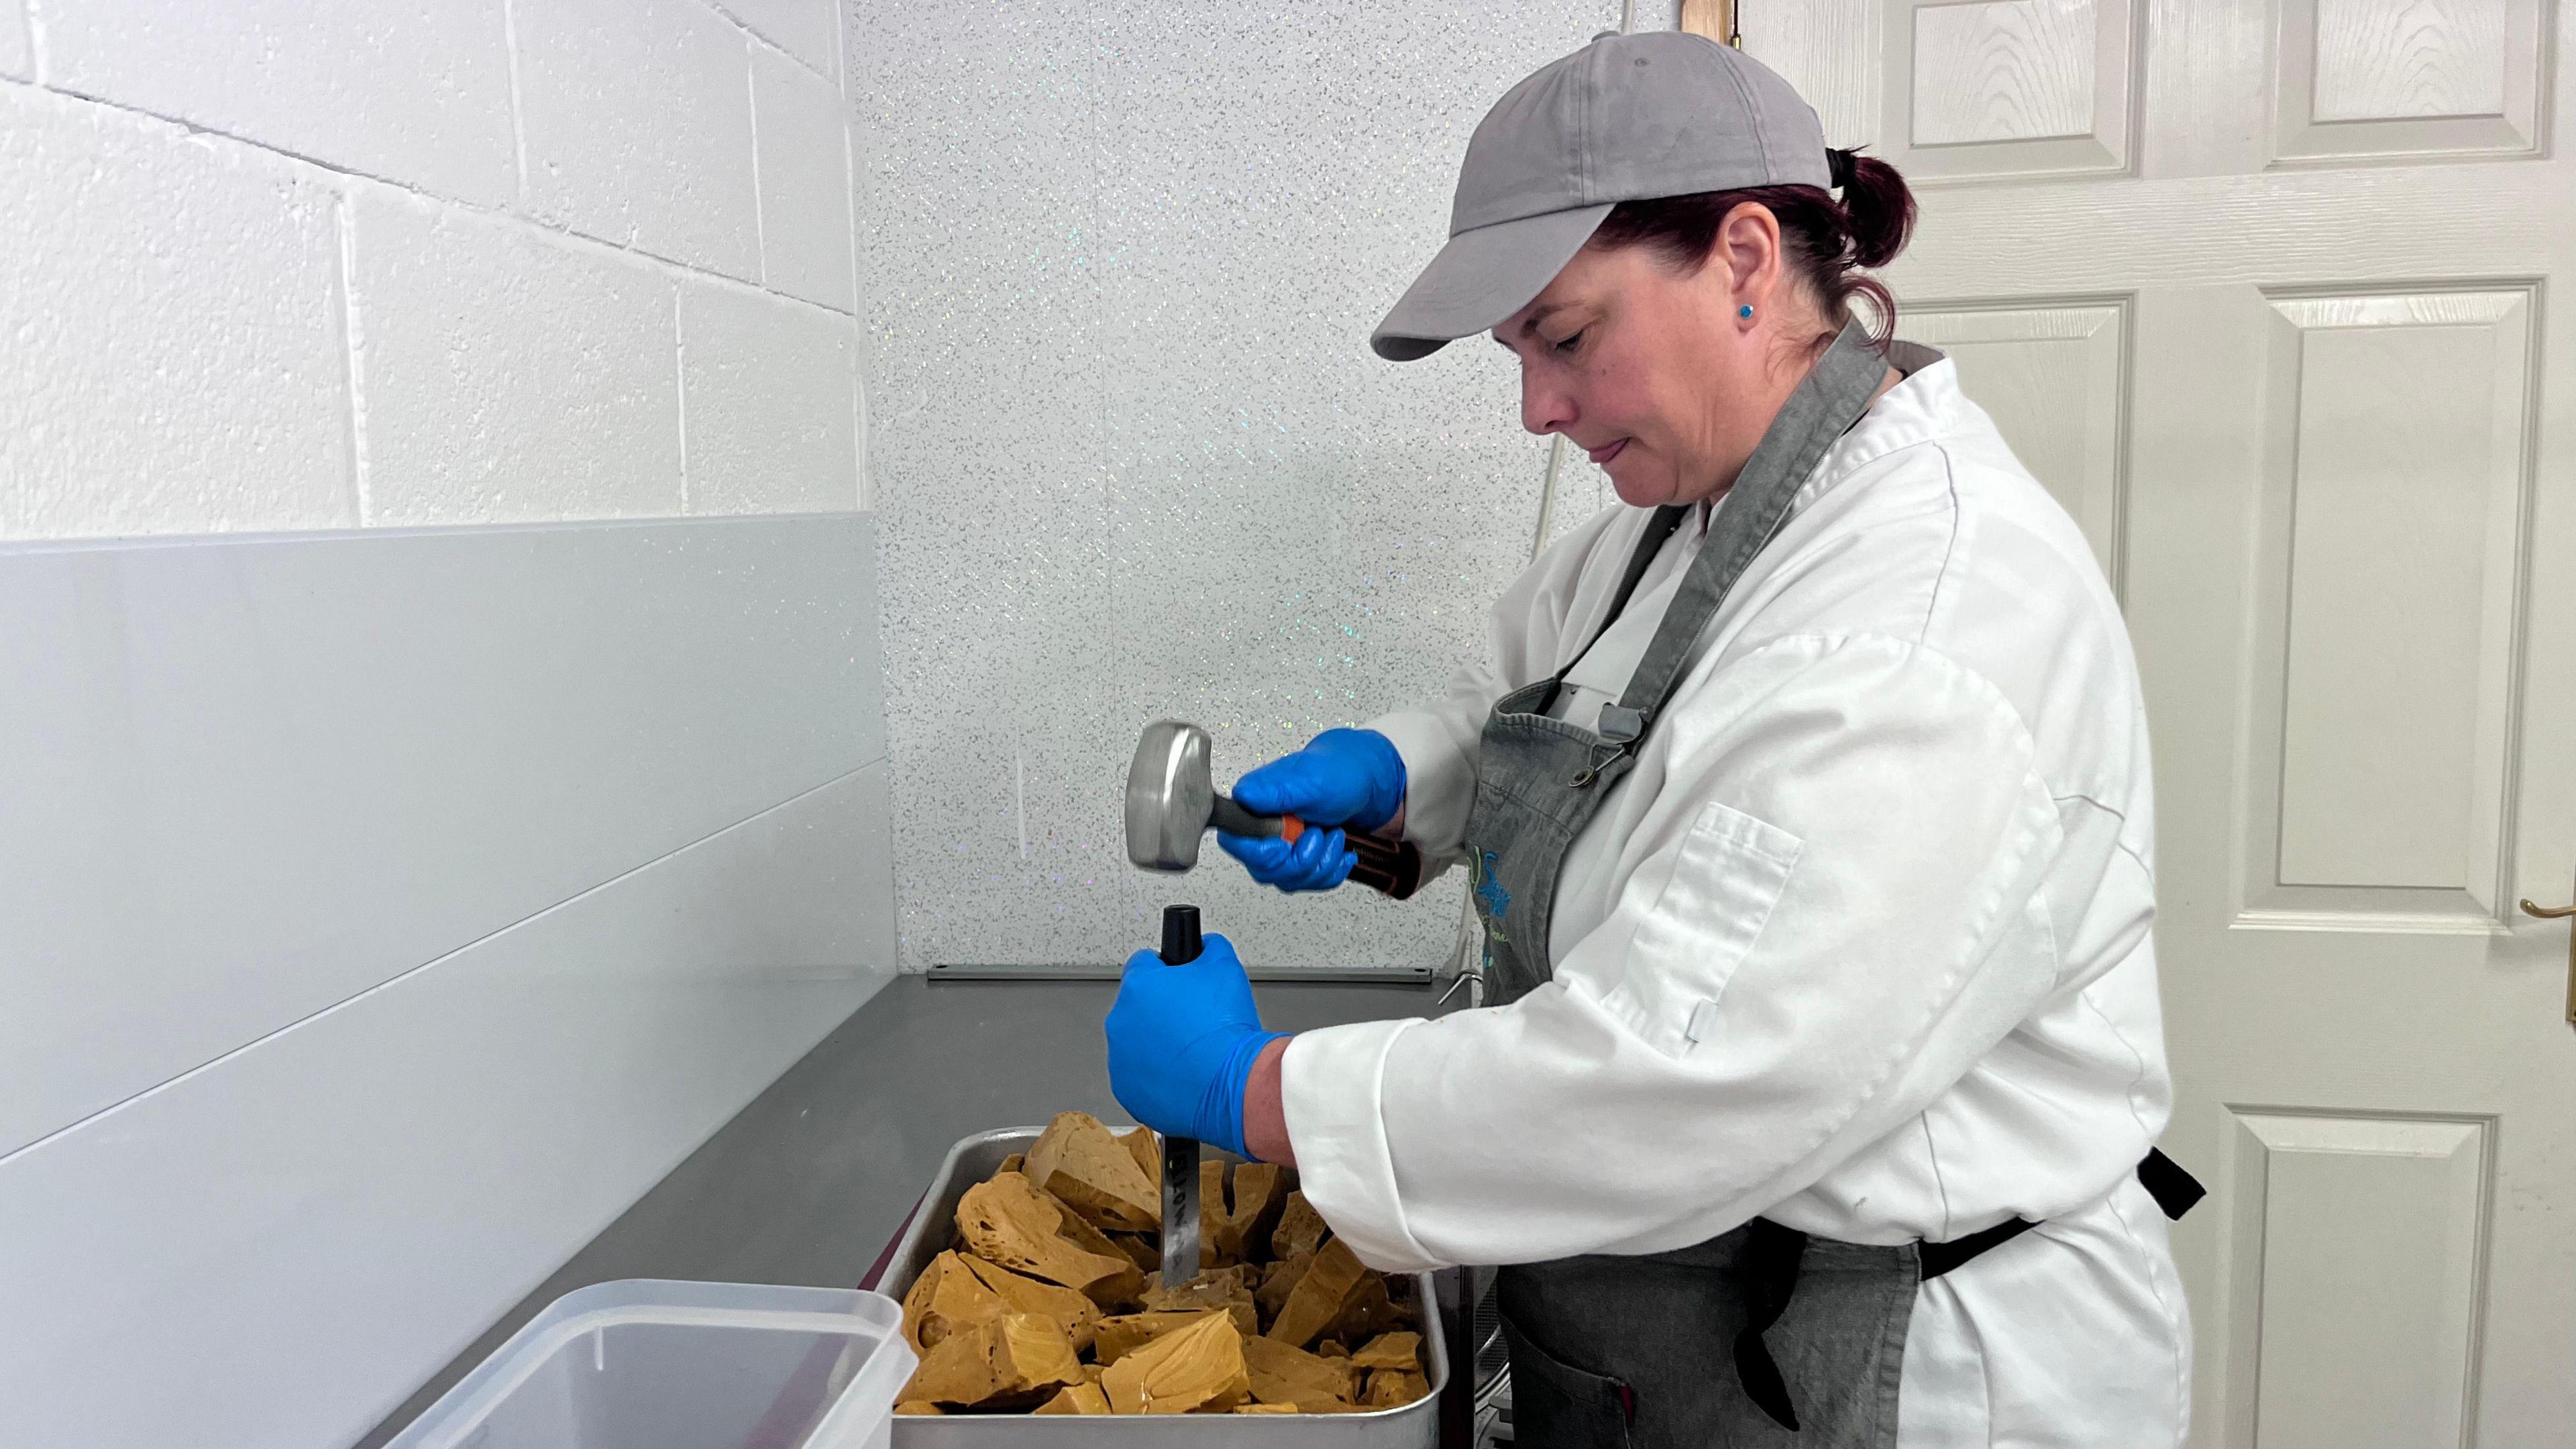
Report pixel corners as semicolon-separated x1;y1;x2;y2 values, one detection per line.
1461;322;2202;1446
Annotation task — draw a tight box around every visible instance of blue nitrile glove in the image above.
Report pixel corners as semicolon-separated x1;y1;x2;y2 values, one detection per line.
1104;931;1285;1160
1217;728;1406;894
1218;823;1361;894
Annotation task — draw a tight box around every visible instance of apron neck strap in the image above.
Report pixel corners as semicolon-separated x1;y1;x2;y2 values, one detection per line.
1613;319;1888;726
1542;503;1690;698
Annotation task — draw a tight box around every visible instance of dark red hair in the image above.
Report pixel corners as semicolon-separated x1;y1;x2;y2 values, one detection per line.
1585;151;1917;347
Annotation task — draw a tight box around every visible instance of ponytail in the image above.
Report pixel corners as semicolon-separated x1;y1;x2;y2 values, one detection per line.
1587;148;1921;347
1831;149;1915;270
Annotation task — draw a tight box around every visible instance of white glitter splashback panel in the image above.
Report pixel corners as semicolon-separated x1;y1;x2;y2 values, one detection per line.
858;1;1623;971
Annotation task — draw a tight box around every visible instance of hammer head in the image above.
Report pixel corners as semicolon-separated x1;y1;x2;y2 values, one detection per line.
1125;719;1216;872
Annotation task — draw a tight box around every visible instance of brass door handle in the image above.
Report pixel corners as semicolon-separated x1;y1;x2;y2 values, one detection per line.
2524;896;2576;1027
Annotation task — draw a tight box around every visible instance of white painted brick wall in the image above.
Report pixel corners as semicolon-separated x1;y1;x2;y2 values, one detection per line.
3;3;29;81
0;0;867;543
0;7;887;1439
41;0;519;207
350;193;683;525
515;0;761;280
752;44;855;309
680;280;858;515
0;85;353;538
716;0;839;86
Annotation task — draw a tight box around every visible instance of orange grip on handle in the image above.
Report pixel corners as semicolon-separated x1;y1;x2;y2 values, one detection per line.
1279;814;1305;844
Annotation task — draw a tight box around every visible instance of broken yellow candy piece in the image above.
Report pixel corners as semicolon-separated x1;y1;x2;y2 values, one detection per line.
896;1317;1003;1407
1032;1382;1114;1415
1256;1250;1311;1331
1362;1367;1432;1407
1242;1332;1361;1407
896;1310;1081;1409
1272;1189;1330;1260
1222;1161;1291;1264
899;1251;1006;1355
990;1310;1085;1401
1201;1158;1238;1265
1025;1112;1162;1233
1100;1310;1251;1415
1040;1187;1149;1307
959;1253;1101;1354
1143;1263;1259;1316
1107;1232;1161;1274
1267;1238;1369;1350
1117;1126;1161;1187
1350;1330;1421;1373
1093;1309;1227;1365
954;1173;1133;1297
1327;1270;1405;1345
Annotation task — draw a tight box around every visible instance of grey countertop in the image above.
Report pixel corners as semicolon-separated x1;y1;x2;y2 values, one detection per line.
359;972;1456;1446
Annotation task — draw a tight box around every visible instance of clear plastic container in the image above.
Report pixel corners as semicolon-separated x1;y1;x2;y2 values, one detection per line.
388;1279;915;1449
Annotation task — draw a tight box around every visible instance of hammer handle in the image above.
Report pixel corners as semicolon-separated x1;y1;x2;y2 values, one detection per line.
1209;796;1424;902
1346;829;1426;901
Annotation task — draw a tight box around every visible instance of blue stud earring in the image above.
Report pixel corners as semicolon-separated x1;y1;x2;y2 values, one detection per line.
1738;305;1754;320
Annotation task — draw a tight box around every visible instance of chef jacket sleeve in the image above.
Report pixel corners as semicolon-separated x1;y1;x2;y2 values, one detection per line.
1283;631;2064;1272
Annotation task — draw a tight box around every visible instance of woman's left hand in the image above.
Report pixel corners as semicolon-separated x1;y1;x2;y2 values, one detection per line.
1104;931;1287;1159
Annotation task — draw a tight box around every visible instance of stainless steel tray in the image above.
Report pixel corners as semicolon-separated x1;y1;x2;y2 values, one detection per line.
883;1126;1444;1446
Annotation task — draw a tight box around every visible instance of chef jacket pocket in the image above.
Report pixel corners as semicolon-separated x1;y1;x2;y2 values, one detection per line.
1601;799;1803;1060
1501;1312;1635;1449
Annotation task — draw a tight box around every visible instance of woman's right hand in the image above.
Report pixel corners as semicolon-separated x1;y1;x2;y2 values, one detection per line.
1216;729;1406;893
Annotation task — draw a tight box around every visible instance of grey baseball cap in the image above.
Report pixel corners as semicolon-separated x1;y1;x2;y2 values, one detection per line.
1372;32;1830;362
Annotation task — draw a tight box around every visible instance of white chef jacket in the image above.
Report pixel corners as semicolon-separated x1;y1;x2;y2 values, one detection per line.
1281;356;2190;1446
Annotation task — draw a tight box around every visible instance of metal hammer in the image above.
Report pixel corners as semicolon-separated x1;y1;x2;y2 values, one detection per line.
1124;718;1424;899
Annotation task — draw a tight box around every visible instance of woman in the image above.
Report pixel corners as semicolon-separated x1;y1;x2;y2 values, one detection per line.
1107;32;2194;1448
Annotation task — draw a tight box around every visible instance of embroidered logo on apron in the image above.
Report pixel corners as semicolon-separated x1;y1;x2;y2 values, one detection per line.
1474;850;1513;926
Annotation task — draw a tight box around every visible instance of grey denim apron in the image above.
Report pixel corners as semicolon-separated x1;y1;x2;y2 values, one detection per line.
1462;321;2204;1446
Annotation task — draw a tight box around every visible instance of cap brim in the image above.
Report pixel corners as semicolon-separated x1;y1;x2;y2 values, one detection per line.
1371;203;1615;362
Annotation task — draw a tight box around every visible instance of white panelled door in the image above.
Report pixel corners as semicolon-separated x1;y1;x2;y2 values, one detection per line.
1739;2;2576;1444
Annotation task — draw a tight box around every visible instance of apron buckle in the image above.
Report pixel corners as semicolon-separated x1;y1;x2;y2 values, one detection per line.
1568;743;1628;788
1570;707;1646;785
